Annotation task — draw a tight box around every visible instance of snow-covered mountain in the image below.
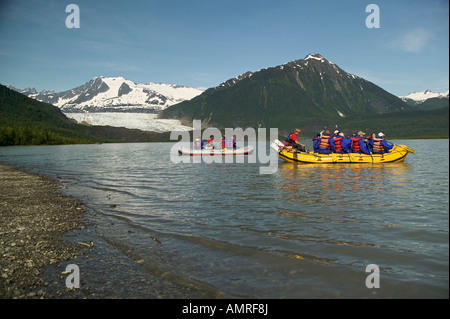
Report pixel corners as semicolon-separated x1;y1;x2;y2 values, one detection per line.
400;90;449;104
5;76;203;132
161;53;408;129
7;76;203;113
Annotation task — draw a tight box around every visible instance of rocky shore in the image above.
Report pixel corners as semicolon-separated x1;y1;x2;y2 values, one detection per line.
0;164;87;298
0;163;205;299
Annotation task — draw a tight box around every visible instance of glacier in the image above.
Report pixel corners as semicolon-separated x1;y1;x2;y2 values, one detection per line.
65;112;193;132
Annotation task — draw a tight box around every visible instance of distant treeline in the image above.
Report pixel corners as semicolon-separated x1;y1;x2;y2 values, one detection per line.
330;106;449;139
0;126;92;146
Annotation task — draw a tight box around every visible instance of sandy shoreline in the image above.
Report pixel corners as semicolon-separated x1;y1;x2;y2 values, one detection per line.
0;163;89;298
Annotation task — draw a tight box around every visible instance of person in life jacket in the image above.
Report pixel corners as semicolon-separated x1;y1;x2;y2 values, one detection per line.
351;131;371;154
347;132;356;149
205;135;214;149
318;130;333;154
369;132;394;154
193;138;204;150
331;130;348;154
365;132;376;152
312;133;321;153
285;129;306;152
220;136;227;149
339;132;351;152
228;135;237;149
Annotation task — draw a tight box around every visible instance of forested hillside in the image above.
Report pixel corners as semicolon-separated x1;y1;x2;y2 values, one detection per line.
0;85;170;146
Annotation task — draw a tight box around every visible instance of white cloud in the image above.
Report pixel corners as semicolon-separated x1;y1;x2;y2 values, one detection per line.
394;28;433;53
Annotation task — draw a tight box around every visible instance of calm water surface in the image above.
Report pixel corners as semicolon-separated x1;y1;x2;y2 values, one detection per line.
0;139;448;298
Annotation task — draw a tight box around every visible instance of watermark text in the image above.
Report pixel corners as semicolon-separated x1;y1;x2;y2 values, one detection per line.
365;264;380;288
365;4;380;29
65;4;80;28
170;120;279;174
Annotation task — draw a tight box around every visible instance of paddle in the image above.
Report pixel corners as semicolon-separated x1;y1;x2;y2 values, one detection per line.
386;141;415;154
331;153;337;163
366;142;374;163
398;144;415;154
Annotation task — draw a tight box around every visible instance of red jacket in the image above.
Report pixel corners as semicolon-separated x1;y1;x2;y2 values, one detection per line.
284;133;297;146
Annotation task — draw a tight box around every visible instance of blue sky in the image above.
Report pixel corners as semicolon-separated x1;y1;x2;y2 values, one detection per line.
0;0;448;96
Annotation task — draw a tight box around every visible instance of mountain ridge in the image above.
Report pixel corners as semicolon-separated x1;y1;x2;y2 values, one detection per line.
159;53;408;129
4;54;448;138
158;53;448;138
5;76;203;113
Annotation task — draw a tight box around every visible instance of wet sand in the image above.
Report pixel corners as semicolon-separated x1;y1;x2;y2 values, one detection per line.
0;163;88;298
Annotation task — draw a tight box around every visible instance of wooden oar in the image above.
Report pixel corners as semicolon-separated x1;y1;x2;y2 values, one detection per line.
399;144;415;154
386;141;415;154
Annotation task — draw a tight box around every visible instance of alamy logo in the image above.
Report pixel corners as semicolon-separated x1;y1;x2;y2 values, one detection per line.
365;4;380;29
365;264;380;288
65;4;80;29
65;264;80;289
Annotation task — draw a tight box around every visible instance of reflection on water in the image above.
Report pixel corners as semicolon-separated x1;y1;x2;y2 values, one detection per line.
276;162;414;208
271;157;448;298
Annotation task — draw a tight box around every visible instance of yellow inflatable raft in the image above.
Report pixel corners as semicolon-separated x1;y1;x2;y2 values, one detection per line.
271;139;414;164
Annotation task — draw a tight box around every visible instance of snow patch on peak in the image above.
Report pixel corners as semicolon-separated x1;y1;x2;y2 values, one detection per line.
304;53;337;64
305;53;326;62
400;90;449;103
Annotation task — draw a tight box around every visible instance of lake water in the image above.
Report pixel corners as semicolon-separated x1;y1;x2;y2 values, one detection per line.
0;139;448;298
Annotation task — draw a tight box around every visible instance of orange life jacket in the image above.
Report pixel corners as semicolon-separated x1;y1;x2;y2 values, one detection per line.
372;138;384;153
352;137;361;152
319;136;330;149
333;136;343;152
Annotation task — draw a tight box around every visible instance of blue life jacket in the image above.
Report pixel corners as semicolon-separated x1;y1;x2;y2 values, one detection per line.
193;139;203;149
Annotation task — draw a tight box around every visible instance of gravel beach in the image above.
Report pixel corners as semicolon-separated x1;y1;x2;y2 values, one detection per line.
0;163;87;298
0;163;206;299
